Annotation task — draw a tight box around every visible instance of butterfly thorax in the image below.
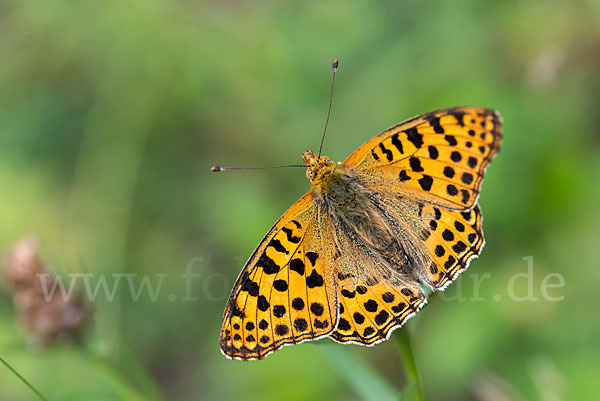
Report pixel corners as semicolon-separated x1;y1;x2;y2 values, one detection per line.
307;159;418;282
302;150;355;208
302;150;361;209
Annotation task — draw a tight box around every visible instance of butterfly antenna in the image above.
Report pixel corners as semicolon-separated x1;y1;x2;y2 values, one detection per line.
317;59;338;158
211;164;305;172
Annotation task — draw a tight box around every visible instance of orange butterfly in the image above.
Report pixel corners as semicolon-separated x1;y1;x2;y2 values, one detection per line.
217;62;502;360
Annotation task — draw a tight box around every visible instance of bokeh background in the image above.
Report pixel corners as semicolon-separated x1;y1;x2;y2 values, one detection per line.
1;0;599;400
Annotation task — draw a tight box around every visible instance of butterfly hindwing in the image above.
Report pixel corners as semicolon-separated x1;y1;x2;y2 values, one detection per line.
323;195;429;345
332;279;426;345
419;203;485;290
220;193;338;360
344;107;502;210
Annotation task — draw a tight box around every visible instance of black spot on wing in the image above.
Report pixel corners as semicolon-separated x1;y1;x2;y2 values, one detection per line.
442;229;454;241
428;146;439;159
241;280;260;296
353;312;365;324
273;279;288;292
391;133;404;154
306;270;324;288
363;327;375;337
275;324;289;336
374;310;389;325
382;292;395;303
268;239;288;254
452;111;466;126
461;189;470;204
310;302;324;316
305;252;318;266
289;258;305;276
405;127;423;148
450;151;462;162
258;252;280;274
294;318;308;332
338;318;351;331
444;135;457;146
409;157;424;172
232;304;245;318
379;143;393;162
257;295;270;311
364;299;378;312
447;184;458;196
452;241;467;253
467;156;478;169
273;305;286;318
427;116;444;133
418;175;433;191
291;298;305;310
314;319;329;329
281;227;301;243
443;166;455;178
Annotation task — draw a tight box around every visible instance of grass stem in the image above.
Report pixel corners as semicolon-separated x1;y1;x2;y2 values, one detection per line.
396;328;425;401
0;356;50;401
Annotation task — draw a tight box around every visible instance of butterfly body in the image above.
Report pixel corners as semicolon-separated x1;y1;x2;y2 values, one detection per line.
220;107;502;360
307;157;418;275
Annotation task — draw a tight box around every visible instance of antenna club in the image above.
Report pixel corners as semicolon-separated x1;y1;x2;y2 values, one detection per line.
332;59;339;71
211;166;222;172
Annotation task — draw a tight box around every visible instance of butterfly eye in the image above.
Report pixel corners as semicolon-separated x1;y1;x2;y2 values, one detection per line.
306;169;316;181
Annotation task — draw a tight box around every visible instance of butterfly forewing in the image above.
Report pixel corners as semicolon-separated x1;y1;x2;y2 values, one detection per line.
344;107;502;211
220;193;338;360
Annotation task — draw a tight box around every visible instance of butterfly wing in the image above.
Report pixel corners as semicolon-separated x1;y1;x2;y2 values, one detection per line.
220;193;338;360
344;107;502;210
327;192;484;343
342;107;499;291
329;204;485;343
332;267;427;345
324;200;428;345
419;203;485;289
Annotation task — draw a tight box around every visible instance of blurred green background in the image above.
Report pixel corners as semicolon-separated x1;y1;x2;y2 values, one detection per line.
1;0;599;400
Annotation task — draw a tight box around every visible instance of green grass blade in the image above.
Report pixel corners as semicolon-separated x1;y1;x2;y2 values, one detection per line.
321;343;397;401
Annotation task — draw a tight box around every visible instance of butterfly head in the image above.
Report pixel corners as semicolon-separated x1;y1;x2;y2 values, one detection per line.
302;150;334;182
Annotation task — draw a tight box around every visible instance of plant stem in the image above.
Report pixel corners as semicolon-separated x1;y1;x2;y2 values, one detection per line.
0;356;50;401
396;329;425;401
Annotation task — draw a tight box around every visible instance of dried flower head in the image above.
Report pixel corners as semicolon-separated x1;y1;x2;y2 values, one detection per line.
3;237;45;292
3;237;92;347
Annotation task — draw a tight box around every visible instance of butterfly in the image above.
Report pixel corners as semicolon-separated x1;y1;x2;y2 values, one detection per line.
219;105;502;360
